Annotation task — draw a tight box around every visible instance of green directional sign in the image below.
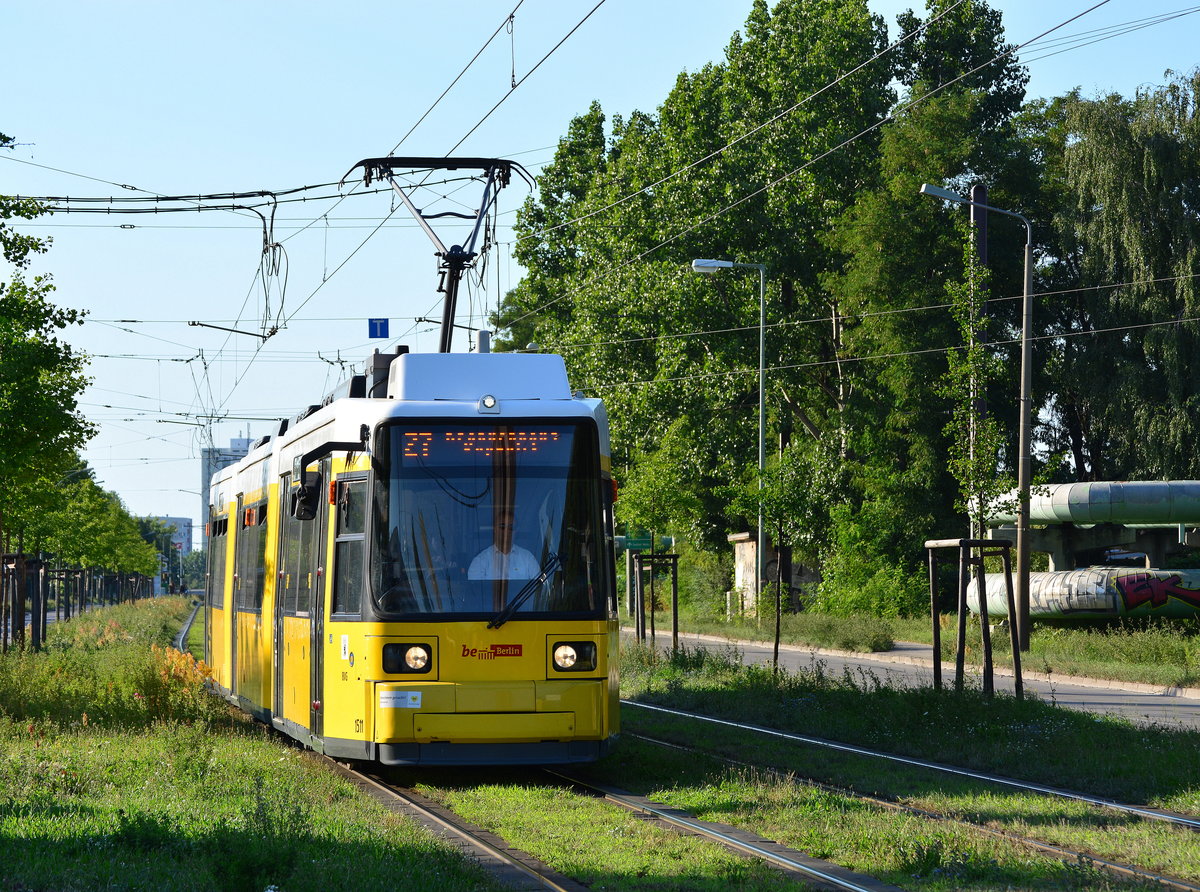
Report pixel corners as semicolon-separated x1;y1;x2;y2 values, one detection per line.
623;530;652;550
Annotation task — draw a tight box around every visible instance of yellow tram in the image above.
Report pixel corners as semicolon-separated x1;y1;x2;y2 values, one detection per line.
205;347;619;765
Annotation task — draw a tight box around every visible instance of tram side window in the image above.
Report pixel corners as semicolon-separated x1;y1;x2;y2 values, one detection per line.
206;517;228;608
278;478;320;616
332;478;367;616
234;501;268;611
279;490;300;616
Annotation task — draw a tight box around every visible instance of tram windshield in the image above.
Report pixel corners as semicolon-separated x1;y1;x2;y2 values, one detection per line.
372;421;609;619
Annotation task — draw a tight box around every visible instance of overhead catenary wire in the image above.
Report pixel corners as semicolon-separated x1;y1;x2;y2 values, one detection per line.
517;0;970;246
541;270;1200;353
185;3;605;406
81;268;1200;371
14;0;1186;502
80;305;1200;423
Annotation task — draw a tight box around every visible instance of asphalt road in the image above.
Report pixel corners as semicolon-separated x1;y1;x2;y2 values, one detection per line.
629;629;1200;732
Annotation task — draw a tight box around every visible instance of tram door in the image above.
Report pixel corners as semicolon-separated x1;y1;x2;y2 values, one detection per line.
274;465;327;738
272;481;288;722
310;458;330;740
230;494;243;695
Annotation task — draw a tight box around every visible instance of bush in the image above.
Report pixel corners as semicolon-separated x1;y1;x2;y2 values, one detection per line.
676;544;732;619
812;549;926;618
0;598;225;729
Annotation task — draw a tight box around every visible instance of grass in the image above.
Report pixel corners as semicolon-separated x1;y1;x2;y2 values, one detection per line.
619;641;1200;812
185;596;205;659
11;597;1199;890
891;614;1200;688
0;597;501;892
583;740;1168;891
639;606;1200;689
410;769;798;891
605;642;1200;889
633;609;896;653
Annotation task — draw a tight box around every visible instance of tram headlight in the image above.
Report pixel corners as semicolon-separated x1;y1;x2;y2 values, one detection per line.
554;644;577;668
383;643;433;674
404;646;429;671
552;641;597;672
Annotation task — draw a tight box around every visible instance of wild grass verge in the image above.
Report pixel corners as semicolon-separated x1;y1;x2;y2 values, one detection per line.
619;640;1200;813
0;598;499;892
609;642;1200;889
636;609;895;653
889;614;1200;688
647;607;1200;688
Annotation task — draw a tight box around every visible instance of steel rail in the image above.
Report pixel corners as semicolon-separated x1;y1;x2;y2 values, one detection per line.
630;731;1200;892
320;758;585;892
623;699;1200;832
546;768;901;892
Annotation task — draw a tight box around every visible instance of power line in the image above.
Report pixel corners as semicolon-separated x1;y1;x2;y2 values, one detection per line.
506;0;1117;328
543;270;1200;353
518;0;969;246
447;0;609;155
386;0;528;156
591;310;1200;392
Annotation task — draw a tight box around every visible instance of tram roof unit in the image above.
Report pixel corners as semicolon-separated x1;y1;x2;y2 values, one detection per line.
207;350;612;514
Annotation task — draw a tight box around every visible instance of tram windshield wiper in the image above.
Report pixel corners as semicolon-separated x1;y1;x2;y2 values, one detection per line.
487;552;561;629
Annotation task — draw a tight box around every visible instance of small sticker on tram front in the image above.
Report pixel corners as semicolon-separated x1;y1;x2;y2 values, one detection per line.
380;690;422;709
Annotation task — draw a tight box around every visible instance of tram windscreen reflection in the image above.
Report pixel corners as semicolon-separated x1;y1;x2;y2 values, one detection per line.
373;423;606;618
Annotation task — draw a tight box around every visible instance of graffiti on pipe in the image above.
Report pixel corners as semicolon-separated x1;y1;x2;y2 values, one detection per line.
969;568;1200;618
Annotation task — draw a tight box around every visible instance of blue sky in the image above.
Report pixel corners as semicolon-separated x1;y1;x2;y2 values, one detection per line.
3;0;1196;538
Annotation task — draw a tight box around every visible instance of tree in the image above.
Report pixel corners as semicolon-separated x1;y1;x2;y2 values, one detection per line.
1041;71;1200;480
818;0;1034;611
496;0;893;549
0;132;94;551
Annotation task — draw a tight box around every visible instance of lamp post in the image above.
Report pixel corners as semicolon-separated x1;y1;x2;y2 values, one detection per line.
691;258;768;609
919;183;1034;651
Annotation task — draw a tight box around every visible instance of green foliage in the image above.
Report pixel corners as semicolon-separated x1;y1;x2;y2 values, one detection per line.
682;611;895;652
498;0;893;545
616;417;706;542
937;225;1013;526
813;503;929;618
1;131;108;577
0;598;223;727
494;1;1061;616
182;546;208;588
1041;70;1200;480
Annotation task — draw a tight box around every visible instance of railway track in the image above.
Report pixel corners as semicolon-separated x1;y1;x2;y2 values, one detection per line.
624;731;1200;892
320;756;589;891
545;767;904;892
625;699;1200;831
321;753;901;890
623;699;1200;891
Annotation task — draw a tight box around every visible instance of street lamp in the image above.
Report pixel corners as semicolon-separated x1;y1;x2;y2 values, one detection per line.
919;183;1034;651
691;258;768;608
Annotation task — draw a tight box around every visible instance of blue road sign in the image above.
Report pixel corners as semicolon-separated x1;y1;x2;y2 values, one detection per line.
368;318;390;338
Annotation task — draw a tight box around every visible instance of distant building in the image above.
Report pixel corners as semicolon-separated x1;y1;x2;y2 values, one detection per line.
149;516;194;555
200;437;252;522
146;515;193;595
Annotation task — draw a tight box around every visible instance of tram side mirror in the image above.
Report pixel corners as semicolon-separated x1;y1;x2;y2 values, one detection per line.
291;481;320;521
291;454;321;521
